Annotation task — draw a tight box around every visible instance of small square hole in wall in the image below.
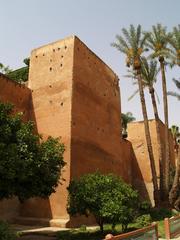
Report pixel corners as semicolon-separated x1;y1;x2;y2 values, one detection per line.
43;53;45;56
49;85;52;88
53;49;55;52
61;55;64;58
60;63;63;67
49;67;52;71
60;102;63;106
64;46;67;49
58;47;60;51
35;55;38;58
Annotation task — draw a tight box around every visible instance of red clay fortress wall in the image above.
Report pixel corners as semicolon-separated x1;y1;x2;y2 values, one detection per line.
0;36;175;227
71;37;132;181
19;36;133;227
0;73;31;120
21;37;131;226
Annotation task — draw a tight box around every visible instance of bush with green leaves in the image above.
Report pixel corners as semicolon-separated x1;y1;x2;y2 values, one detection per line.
135;214;152;227
150;207;172;221
139;201;152;214
0;102;65;202
0;221;16;240
67;172;139;232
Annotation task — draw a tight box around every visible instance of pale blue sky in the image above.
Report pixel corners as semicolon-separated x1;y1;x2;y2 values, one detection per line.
1;0;179;126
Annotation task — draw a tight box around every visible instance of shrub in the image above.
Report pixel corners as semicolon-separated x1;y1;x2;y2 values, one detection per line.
150;208;172;221
67;172;139;232
135;214;152;227
0;221;16;240
139;201;152;214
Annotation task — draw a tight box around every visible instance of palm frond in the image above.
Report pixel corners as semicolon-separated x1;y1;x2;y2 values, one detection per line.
167;91;180;100
128;89;139;101
173;78;180;89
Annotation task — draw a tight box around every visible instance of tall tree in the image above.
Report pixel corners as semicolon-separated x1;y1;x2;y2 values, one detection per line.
169;125;180;209
111;25;159;205
168;77;180;209
125;58;164;198
146;24;171;197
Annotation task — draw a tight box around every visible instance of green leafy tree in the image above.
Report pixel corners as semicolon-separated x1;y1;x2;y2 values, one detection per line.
7;58;30;83
0;63;12;74
67;172;139;232
0;102;65;202
0;221;16;240
146;24;171;197
111;25;159;205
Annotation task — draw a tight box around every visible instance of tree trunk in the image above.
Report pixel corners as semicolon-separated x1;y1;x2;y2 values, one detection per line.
137;71;159;206
159;57;170;197
96;216;104;233
169;145;180;206
149;87;164;200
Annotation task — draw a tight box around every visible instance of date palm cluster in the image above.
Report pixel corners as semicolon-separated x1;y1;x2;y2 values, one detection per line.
112;24;180;209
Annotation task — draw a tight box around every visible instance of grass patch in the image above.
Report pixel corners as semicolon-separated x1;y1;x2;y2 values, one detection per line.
57;224;140;240
56;220;168;240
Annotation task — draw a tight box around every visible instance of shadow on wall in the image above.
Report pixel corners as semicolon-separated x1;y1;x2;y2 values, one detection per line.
19;93;53;224
131;146;151;203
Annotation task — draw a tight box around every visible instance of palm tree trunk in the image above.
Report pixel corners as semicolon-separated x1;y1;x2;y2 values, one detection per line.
149;86;164;200
137;71;159;206
169;145;180;206
159;57;170;197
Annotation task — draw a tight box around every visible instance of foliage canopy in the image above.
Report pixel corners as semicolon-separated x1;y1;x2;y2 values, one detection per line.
67;172;139;232
0;102;65;202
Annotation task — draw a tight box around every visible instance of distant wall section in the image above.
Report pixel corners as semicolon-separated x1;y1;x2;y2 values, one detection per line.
128;119;175;204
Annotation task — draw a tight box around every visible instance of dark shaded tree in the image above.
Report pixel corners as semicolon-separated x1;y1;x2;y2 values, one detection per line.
0;102;65;202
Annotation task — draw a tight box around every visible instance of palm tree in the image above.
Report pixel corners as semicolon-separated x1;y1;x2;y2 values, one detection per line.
125;58;164;198
168;80;180;207
111;25;159;205
146;24;171;197
168;25;180;67
169;125;180;207
121;112;136;138
168;78;180;100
